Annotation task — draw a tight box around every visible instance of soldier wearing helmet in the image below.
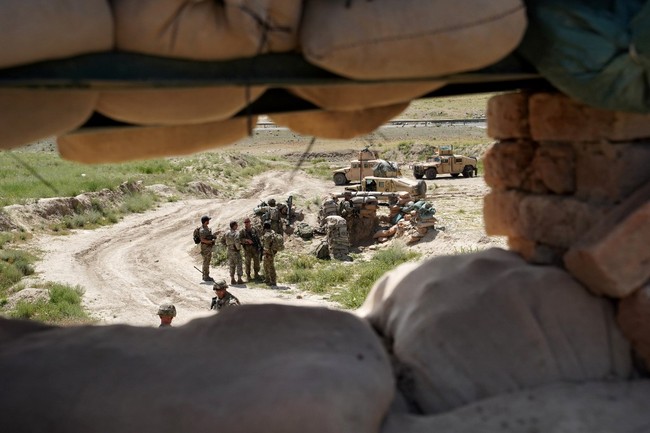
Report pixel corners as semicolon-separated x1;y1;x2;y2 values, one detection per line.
210;280;241;311
265;198;283;234
222;220;244;285
239;217;261;281
157;303;176;328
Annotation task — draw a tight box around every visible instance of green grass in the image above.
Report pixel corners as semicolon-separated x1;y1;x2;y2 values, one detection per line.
9;282;93;325
278;246;421;309
0;248;36;294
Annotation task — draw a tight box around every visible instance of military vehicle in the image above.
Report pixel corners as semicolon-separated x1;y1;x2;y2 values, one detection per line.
333;148;401;185
412;145;478;179
346;176;427;200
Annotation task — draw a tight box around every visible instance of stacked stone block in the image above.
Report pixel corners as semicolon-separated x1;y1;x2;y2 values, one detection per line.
485;91;650;370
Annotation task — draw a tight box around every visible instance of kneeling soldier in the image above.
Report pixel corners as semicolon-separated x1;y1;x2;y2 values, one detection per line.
210;280;241;311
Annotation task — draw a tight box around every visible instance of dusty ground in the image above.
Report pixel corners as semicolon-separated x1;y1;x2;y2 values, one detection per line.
21;167;505;327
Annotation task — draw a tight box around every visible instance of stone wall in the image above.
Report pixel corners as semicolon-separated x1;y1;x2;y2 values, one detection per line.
484;92;650;369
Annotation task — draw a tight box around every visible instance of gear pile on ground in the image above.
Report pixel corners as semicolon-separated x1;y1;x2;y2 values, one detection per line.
372;192;438;244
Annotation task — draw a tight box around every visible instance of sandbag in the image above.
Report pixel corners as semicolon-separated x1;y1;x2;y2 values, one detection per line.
0;306;393;433
0;89;98;150
518;0;650;113
57;117;256;163
301;0;526;79
97;87;267;126
287;82;444;111
382;381;650;433
358;248;632;414
270;103;408;139
113;0;302;60
0;0;113;69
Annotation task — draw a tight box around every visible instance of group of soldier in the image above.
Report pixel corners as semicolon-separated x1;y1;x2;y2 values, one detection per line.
157;198;286;326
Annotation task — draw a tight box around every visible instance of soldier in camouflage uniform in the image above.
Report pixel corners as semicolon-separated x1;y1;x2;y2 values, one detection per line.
338;192;354;217
261;221;277;287
266;198;283;235
210;280;240;311
157;303;176;328
239;217;261;281
198;215;215;282
222;220;244;285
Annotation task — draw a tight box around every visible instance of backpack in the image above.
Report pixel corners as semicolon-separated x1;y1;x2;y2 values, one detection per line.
193;227;201;245
271;233;285;253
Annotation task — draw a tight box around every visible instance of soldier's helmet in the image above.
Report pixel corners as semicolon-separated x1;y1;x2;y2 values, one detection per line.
213;280;228;291
158;303;177;317
267;198;276;206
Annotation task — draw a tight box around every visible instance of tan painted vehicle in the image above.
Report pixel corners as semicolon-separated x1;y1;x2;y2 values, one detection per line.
412;145;478;179
333;149;401;185
346;176;427;200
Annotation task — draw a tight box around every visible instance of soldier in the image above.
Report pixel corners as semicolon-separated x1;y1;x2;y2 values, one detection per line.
265;198;283;235
210;280;241;311
198;215;215;282
261;221;278;287
339;191;354;217
157;303;176;328
239;217;261;281
223;220;244;285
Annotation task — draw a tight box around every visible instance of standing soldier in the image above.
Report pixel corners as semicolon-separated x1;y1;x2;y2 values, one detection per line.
223;220;244;285
266;198;283;234
199;215;215;282
239;217;261;281
339;191;354;217
261;221;277;287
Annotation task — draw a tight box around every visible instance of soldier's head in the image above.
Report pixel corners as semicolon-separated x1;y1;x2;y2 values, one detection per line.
213;280;228;299
267;198;276;207
343;191;352;200
201;215;211;225
229;220;238;230
244;217;252;228
263;221;271;231
157;303;176;326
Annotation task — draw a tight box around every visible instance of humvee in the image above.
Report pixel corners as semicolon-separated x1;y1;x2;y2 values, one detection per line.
346;176;427;200
412;145;478;179
333;148;401;185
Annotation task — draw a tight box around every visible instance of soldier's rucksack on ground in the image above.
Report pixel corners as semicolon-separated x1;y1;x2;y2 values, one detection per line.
295;222;314;240
193;227;201;244
313;240;330;260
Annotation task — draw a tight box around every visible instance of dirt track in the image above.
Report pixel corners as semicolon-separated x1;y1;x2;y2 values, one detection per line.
29;170;505;327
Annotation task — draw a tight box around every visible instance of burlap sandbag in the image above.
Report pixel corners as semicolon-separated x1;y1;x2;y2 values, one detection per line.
382;381;650;433
0;89;97;150
57;116;256;163
358;248;632;414
113;0;302;60
0;306;393;433
270;103;408;139
0;0;113;69
301;0;526;79
287;82;444;111
97;86;267;126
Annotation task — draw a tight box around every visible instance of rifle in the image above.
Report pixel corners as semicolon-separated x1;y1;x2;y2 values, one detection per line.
286;195;293;226
251;231;263;261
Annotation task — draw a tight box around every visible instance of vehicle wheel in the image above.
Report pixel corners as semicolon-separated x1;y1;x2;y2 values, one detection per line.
462;166;474;178
450;173;460;178
333;173;347;185
416;180;427;197
413;173;424;179
425;168;437;179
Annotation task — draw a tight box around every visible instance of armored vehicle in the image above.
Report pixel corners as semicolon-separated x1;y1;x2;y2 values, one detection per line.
333;149;401;185
346;176;427;200
412;145;478;179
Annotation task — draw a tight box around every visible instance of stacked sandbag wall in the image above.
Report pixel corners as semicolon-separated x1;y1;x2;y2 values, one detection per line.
326;215;350;260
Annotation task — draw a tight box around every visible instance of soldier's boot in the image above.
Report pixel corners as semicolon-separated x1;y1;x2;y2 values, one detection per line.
246;273;252;281
254;272;261;280
237;277;245;285
231;277;236;285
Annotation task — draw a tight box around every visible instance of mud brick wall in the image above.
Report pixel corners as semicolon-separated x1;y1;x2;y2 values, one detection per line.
483;92;650;298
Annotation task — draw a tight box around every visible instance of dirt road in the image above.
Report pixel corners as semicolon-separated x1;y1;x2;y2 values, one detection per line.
29;171;505;327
